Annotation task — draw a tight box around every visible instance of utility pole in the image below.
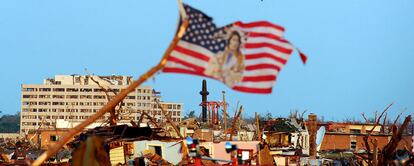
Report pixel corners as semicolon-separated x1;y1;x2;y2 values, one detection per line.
255;112;261;165
222;91;227;139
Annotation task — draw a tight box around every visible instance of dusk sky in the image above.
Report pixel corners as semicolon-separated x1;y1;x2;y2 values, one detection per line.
0;0;413;121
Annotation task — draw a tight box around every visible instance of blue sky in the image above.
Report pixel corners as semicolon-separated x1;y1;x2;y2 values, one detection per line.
0;0;413;120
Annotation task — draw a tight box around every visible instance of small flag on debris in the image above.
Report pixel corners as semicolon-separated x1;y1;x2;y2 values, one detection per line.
163;4;306;94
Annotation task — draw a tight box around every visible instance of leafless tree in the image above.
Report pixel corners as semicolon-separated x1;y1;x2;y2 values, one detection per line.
358;102;412;166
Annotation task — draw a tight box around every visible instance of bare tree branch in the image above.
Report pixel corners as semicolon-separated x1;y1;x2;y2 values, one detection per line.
362;112;369;123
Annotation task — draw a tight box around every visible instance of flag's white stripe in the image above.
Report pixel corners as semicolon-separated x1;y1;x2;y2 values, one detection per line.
245;57;286;68
242;69;279;77
246;37;293;50
170;50;208;69
165;62;197;71
177;40;215;58
235;81;275;88
235;27;283;37
242;47;290;59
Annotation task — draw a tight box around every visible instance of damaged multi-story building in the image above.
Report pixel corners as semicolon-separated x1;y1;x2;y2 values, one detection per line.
20;75;183;135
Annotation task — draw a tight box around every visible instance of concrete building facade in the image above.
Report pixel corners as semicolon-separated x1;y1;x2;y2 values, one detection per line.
20;75;183;134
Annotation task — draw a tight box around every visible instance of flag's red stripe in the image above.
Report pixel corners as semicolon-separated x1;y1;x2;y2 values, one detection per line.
249;32;289;43
245;43;293;55
245;53;287;64
234;21;285;32
163;67;206;77
232;86;272;94
242;75;276;82
245;64;281;71
174;45;210;62
167;56;205;72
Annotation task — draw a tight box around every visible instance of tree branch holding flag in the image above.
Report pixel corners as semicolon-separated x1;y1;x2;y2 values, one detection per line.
31;1;189;165
31;1;307;165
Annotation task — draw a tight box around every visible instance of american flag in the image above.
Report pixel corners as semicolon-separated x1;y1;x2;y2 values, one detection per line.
163;4;303;94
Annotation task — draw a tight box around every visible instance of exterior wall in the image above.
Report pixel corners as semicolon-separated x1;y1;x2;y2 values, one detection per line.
320;133;391;152
326;123;381;134
0;133;20;139
20;75;183;134
355;135;389;151
200;141;260;164
26;129;70;149
132;140;183;165
397;135;413;150
320;134;350;151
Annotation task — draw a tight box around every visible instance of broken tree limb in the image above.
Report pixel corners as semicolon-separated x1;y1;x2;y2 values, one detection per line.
31;17;189;166
89;75;120;125
379;115;412;165
156;100;183;139
229;105;243;141
361;102;393;165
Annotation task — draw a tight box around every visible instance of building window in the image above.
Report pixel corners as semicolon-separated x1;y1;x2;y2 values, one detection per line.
50;135;59;141
38;109;48;112
39;88;51;92
22;95;37;98
22;88;37;92
80;95;92;99
39;95;51;98
38;102;51;105
80;88;92;92
53;88;65;92
22;102;36;106
67;95;78;99
148;145;162;157
52;102;64;105
93;95;106;99
350;140;357;150
350;129;361;134
66;102;78;106
52;95;64;99
127;96;135;99
66;88;79;92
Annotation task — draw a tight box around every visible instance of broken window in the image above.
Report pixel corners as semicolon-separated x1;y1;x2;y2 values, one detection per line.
67;95;78;99
350;140;357;150
66;88;79;92
53;88;65;92
22;95;37;98
22;88;37;92
350;129;361;134
80;88;92;92
50;135;59;142
93;95;105;99
148;145;162;157
39;88;51;92
80;95;92;99
126;96;135;99
38;102;51;106
39;95;51;98
52;95;64;99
